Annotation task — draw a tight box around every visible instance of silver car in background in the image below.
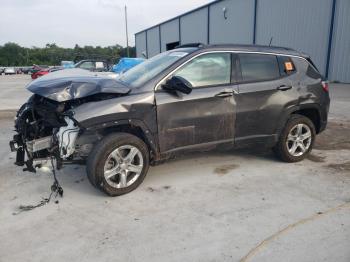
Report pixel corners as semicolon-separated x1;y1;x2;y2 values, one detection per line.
4;67;16;75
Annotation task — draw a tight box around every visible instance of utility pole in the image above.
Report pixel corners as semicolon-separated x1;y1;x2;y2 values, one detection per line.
125;5;129;57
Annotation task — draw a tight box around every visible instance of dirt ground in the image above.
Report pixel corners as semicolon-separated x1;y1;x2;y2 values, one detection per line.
0;75;349;262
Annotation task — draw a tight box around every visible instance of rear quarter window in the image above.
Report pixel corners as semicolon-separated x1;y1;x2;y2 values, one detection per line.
296;57;322;79
277;56;296;76
306;64;322;79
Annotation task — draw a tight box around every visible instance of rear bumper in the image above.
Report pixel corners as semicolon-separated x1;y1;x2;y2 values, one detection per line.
318;96;330;133
319;119;328;133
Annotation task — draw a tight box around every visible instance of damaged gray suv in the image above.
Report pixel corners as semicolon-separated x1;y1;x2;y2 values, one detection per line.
10;44;330;196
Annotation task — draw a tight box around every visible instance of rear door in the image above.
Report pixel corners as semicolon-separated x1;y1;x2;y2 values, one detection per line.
234;53;298;145
155;52;238;153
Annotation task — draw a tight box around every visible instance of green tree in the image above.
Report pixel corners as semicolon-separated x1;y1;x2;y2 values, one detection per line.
0;42;26;66
0;42;136;66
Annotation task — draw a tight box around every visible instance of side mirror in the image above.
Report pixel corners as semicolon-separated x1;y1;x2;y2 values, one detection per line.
162;76;192;95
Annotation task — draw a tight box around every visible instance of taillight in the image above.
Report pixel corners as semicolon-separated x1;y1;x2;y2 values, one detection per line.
321;81;329;92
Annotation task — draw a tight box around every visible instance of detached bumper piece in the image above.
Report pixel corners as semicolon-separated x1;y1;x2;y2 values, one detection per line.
10;134;26;167
9;140;19;152
10;135;42;172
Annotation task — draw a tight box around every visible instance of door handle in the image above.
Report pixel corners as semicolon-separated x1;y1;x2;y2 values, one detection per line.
215;91;233;98
215;89;237;97
277;85;292;91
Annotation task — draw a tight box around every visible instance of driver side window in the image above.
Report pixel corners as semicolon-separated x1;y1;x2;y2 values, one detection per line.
173;53;231;88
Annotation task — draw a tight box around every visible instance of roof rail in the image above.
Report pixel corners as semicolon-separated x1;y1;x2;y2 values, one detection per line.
175;43;206;49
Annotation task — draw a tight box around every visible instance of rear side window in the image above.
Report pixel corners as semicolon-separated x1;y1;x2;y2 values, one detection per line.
239;54;280;82
278;56;296;76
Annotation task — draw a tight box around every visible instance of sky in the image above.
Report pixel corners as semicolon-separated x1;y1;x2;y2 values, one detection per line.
0;0;211;48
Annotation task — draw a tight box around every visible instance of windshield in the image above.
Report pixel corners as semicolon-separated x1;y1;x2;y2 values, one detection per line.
118;50;192;88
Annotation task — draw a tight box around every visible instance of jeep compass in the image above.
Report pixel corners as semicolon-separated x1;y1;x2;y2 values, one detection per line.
10;44;330;196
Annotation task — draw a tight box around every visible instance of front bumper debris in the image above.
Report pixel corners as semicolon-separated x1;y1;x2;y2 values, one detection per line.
26;136;52;153
10;100;81;172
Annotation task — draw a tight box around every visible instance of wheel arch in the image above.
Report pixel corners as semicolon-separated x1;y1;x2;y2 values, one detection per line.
291;107;321;133
277;104;322;136
83;119;160;163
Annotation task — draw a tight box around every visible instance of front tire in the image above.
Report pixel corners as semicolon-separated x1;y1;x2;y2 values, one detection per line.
274;114;316;162
87;133;150;196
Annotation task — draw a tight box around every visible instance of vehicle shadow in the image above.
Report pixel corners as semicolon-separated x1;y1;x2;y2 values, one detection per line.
51;147;278;197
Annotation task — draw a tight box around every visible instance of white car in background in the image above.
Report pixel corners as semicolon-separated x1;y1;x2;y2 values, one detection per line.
4;67;16;75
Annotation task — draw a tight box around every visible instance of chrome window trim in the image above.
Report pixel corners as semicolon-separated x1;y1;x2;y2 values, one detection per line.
154;50;316;91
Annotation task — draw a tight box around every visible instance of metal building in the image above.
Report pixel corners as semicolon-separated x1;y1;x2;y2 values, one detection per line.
135;0;350;83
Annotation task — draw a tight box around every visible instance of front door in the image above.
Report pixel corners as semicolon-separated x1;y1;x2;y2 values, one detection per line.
155;52;238;153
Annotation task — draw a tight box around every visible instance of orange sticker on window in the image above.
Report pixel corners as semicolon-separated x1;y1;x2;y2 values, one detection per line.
285;62;294;71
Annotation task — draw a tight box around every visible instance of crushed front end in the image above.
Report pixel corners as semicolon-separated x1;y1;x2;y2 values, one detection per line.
10;94;80;172
9;69;131;173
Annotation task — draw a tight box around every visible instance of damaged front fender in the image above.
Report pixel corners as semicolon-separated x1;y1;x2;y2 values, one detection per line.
70;92;160;161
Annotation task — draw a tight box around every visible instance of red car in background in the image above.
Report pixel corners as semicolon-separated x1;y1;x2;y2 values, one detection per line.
31;66;62;79
31;69;49;79
31;65;48;79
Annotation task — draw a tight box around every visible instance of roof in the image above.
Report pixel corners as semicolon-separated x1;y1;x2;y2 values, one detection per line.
176;44;307;57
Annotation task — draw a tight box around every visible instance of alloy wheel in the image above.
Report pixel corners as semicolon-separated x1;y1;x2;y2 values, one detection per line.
103;145;144;188
286;123;312;157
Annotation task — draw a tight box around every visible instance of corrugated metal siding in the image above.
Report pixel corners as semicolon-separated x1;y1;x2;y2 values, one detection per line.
255;0;333;75
160;19;180;52
209;0;254;44
135;32;147;58
135;0;349;81
329;0;350;83
180;7;208;44
146;27;160;57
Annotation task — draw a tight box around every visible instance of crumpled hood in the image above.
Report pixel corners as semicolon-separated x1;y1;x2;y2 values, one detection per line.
27;68;130;102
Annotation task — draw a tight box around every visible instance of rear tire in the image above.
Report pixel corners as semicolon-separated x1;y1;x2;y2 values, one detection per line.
273;114;316;162
87;133;149;196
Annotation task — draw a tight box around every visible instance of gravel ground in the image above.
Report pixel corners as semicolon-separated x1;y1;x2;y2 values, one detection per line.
0;75;349;262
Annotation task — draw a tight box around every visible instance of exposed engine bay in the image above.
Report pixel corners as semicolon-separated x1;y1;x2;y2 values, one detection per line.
10;93;129;172
9;69;131;172
10;95;72;171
